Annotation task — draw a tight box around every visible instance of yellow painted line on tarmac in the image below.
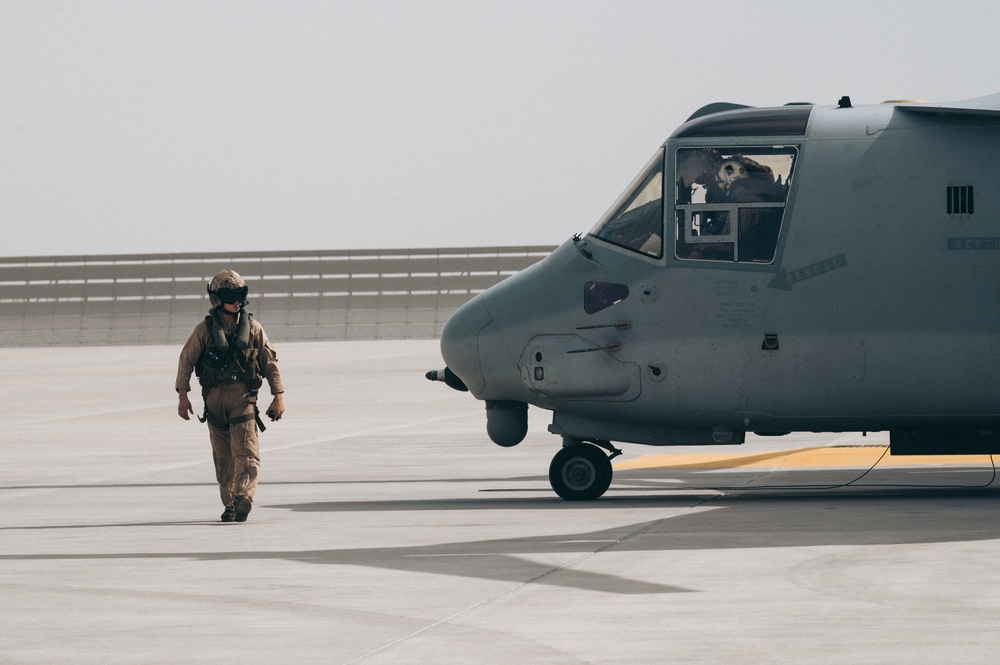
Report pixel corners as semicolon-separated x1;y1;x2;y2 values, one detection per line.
614;446;994;470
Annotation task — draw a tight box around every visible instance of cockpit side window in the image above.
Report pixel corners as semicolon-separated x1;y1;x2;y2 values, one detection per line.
674;146;797;263
589;150;664;258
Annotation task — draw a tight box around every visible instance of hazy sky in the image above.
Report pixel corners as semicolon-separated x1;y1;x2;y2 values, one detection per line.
3;0;999;258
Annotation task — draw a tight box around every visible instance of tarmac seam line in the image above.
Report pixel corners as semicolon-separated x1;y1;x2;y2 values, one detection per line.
341;578;544;664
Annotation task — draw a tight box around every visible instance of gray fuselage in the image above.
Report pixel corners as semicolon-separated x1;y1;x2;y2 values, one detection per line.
441;95;1000;450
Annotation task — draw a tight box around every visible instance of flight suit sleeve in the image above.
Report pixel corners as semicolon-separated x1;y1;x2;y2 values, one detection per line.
175;323;207;393
254;322;284;395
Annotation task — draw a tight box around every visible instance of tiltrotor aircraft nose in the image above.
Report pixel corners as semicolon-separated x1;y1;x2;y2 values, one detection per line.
438;293;529;448
439;294;491;396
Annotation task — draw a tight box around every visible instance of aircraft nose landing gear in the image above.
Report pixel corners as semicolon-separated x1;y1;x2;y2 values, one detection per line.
548;437;621;500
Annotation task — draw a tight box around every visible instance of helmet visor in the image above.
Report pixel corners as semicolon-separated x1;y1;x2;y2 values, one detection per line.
215;286;248;304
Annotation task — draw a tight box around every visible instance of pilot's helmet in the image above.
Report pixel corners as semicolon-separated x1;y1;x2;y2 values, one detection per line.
716;160;749;188
207;269;249;308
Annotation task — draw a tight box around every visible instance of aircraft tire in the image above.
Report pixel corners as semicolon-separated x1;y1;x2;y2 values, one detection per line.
548;442;612;501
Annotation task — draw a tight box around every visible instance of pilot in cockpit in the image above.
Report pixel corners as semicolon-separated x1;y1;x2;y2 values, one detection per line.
677;148;784;205
676;149;786;262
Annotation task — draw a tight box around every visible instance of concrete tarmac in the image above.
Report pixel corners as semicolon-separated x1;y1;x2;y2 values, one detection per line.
3;340;1000;664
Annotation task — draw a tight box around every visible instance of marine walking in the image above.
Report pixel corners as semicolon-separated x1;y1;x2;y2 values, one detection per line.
175;269;285;522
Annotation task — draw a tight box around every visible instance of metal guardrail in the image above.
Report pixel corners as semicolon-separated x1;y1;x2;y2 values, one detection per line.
0;246;555;346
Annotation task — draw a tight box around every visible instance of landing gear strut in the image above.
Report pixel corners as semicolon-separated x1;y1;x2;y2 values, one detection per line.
548;437;621;500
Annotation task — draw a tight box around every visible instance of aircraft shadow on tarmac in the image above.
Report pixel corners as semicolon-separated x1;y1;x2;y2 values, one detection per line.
221;466;1000;595
4;469;1000;596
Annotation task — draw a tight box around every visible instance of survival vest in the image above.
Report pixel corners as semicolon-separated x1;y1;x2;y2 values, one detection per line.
195;308;262;390
194;309;266;431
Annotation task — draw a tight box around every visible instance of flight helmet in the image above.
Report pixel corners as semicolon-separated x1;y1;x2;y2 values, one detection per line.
207;269;249;308
716;160;749;189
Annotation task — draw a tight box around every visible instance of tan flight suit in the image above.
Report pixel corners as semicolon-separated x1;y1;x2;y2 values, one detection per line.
175;312;283;510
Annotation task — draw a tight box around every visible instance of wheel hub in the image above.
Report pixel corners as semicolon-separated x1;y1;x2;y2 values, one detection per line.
562;457;596;491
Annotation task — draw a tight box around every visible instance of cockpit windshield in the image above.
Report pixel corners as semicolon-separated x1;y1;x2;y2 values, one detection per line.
589;149;664;258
